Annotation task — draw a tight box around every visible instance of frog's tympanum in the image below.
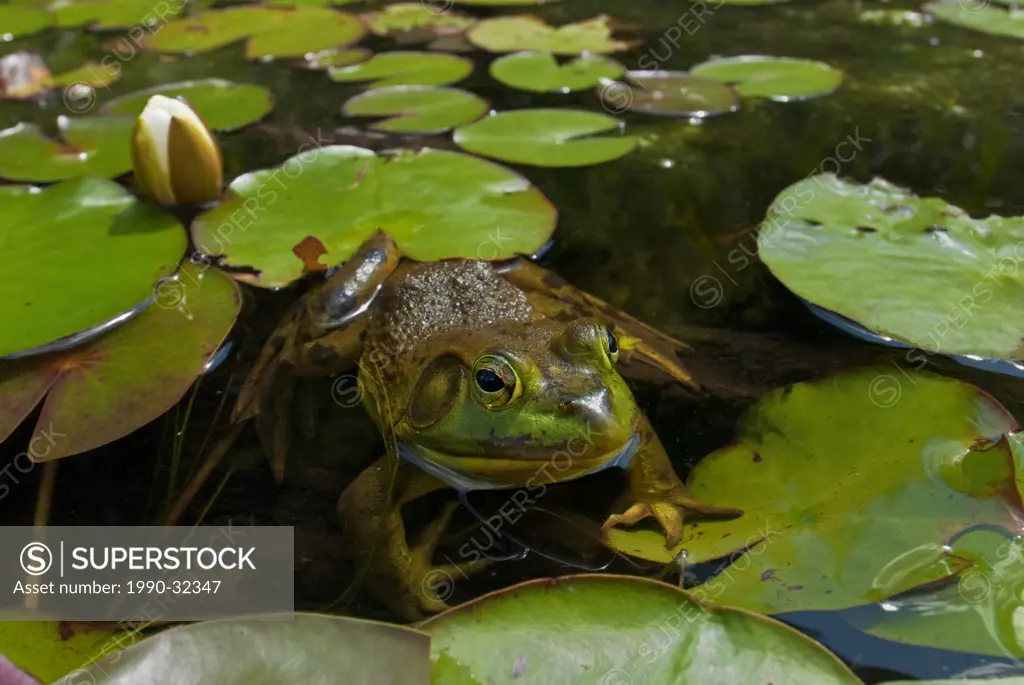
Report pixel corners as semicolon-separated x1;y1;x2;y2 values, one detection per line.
233;233;742;619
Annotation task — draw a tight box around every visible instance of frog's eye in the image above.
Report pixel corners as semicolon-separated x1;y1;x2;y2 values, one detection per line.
602;327;620;364
473;355;522;409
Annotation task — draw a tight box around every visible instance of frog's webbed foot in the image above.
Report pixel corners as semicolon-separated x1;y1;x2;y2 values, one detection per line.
602;489;743;549
503;258;700;393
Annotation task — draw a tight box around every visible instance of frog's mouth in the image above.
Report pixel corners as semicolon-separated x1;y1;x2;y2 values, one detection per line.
396;432;641;492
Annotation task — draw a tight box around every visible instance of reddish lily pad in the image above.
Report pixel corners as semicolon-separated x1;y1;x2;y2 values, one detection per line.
0;261;240;461
191;145;556;288
0;115;133;182
467;14;635;55
99;79;273;132
328;51;474;89
342;86;488;133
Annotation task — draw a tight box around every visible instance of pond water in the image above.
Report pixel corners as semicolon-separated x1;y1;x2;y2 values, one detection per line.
1;0;1023;682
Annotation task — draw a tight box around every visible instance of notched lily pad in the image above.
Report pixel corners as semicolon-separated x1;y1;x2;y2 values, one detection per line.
0;115;133;182
0;6;53;39
490;51;624;93
100;79;273;132
0;261;240;461
0;177;185;360
925;0;1024;39
691;55;843;102
468;14;636;55
600;70;740;117
453;109;637;167
328;51;474;89
49;0;187;29
758;175;1024;361
191;145;556;288
359;2;475;40
342;85;488;134
423;575;861;685
606;368;1020;615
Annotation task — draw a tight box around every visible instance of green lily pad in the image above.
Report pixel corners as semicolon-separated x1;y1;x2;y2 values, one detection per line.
422;575;861;684
606;368;1020;615
453;0;559;4
490;51;624;93
265;0;360;5
342;86;488;133
304;48;371;69
599;70;740;117
191;145;556;288
0;621;129;684
65;613;428;684
690;55;844;101
359;3;475;38
925;0;1024;39
143;6;366;60
0;115;133;182
757;175;1024;361
0;260;240;461
467;14;635;55
328;51;473;89
0;6;52;39
47;61;121;88
852;524;1024;659
0;177;186;360
100;79;273;132
49;0;186;29
453;109;637;167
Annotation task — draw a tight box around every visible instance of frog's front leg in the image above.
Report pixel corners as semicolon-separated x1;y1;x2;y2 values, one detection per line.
602;414;743;548
338;457;491;621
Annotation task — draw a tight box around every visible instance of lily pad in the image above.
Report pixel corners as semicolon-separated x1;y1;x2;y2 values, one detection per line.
690;55;843;102
328;51;473;89
143;6;366;60
100;79;273;132
191;145;556;288
0;621;129;684
359;3;475;38
605;368;1020;615
304;48;370;69
924;0;1024;39
757;175;1024;361
65;613;428;684
0;115;133;182
48;61;121;88
49;0;187;29
342;86;488;133
0;6;52;39
422;575;861;684
453;109;637;167
0;177;186;360
467;14;635;55
490;51;624;93
0;260;240;461
453;0;559;4
599;70;740;117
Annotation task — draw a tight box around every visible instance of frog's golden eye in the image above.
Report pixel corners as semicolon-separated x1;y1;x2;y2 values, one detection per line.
602;327;620;364
473;355;522;409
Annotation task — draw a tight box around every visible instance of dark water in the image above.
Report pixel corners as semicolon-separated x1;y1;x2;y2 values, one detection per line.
2;0;1024;681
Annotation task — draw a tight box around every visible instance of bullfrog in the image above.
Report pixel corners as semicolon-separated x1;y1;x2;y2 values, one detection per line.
233;233;742;619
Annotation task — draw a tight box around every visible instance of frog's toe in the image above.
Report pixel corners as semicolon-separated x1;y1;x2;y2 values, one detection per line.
602;494;743;549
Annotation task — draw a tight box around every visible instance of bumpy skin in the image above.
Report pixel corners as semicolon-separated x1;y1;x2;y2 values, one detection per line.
234;234;742;620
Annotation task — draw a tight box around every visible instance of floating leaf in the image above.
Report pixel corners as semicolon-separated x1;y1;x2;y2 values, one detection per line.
0;177;185;359
0;621;129;684
453;0;560;5
0;6;52;39
49;0;187;29
453;109;637;167
359;3;475;38
191;145;556;288
716;0;791;5
599;70;740;117
304;48;370;69
606;369;1020;615
422;575;861;685
467;14;635;54
265;0;360;5
343;85;488;133
0;260;240;461
100;79;273;132
690;55;843;102
328;51;473;89
65;613;428;684
924;0;1024;39
490;51;624;93
47;61;121;88
0;52;51;100
757;175;1024;361
0;115;133;182
142;6;366;60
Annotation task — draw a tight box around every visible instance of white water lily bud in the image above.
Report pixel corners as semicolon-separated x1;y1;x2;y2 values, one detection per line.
130;94;223;206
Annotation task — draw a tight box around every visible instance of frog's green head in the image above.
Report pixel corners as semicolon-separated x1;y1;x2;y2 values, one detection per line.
392;318;640;490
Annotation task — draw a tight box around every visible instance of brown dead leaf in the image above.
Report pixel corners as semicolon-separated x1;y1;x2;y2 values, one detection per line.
293;235;329;274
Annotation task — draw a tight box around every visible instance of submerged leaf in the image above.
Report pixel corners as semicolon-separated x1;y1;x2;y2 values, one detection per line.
599;70;740;117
